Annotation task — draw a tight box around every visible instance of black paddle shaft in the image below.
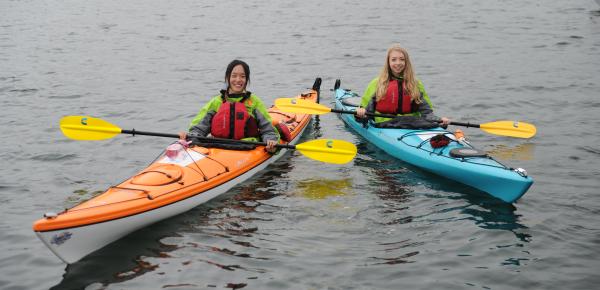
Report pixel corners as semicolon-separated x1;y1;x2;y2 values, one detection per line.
120;129;296;149
330;108;397;118
121;129;179;139
447;121;480;128
330;109;480;128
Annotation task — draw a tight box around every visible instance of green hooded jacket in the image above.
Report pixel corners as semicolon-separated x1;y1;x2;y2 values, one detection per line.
188;93;279;142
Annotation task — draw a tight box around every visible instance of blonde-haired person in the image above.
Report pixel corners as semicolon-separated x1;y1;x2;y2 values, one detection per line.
356;44;450;128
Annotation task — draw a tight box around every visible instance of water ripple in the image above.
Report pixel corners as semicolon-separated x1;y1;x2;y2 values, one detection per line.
579;146;600;155
30;153;77;161
47;94;84;99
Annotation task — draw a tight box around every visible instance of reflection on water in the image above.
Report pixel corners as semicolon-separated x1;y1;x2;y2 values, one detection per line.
51;225;183;290
362;163;533;268
369;250;419;265
371;168;413;203
487;143;536;161
444;186;532;243
310;116;323;140
292;178;352;199
356;139;531;243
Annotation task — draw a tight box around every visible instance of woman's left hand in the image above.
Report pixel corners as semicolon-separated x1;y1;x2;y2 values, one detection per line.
178;131;188;141
265;140;277;153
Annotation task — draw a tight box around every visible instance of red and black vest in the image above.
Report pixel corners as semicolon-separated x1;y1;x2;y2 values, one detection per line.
211;93;259;140
375;79;416;114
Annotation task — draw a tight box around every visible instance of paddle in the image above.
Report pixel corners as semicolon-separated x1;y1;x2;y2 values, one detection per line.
274;98;537;138
59;116;357;164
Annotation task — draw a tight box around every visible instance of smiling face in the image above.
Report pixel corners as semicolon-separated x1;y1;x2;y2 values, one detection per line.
388;50;406;77
228;64;247;94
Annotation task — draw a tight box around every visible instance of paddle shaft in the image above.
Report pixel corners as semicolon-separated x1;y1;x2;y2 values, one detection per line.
447;121;480;128
122;129;178;139
330;108;396;118
331;109;482;128
121;129;297;149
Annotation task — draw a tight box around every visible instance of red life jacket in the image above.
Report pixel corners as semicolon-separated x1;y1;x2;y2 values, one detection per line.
375;79;414;114
211;93;259;140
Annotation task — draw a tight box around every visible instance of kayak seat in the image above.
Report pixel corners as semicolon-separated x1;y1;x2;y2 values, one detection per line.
449;148;488;158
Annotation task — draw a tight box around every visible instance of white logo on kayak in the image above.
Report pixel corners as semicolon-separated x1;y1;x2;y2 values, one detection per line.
51;231;73;246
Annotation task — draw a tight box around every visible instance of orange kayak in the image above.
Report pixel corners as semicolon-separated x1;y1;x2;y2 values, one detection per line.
33;79;321;263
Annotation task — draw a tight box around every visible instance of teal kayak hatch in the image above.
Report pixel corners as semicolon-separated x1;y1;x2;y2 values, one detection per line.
333;82;533;203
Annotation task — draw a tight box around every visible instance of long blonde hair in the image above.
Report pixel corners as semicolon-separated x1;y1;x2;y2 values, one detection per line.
375;44;421;104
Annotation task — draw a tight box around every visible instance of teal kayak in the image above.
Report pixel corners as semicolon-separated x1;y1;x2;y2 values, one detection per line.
333;80;533;203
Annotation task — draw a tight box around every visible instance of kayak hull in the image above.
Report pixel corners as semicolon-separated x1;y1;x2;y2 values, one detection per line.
334;86;532;203
33;81;319;263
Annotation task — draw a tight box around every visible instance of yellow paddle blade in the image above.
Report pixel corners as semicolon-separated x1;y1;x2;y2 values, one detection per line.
295;139;357;164
59;116;122;140
275;98;332;115
480;120;537;138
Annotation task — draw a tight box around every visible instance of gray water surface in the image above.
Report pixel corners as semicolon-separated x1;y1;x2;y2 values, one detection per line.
2;0;600;289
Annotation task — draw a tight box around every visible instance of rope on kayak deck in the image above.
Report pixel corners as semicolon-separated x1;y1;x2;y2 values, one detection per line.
145;144;213;181
61;193;151;213
397;130;512;171
56;146;236;213
183;147;231;180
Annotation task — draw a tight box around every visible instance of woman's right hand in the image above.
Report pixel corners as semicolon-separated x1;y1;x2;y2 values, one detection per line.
265;140;277;153
356;107;366;118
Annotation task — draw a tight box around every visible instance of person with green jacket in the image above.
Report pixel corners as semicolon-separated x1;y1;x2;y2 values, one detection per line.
356;44;450;128
179;60;279;152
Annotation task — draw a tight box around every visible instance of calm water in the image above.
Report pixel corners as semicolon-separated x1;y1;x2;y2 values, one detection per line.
2;0;600;289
